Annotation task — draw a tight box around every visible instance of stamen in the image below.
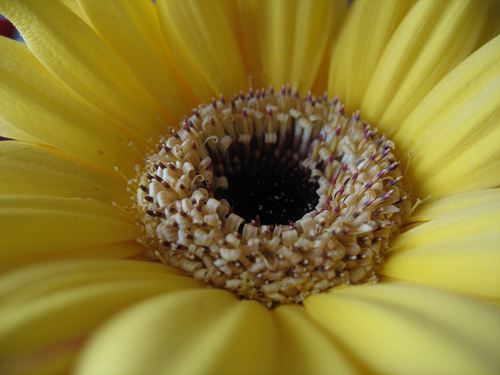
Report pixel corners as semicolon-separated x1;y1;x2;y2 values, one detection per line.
113;166;129;182
127;140;143;158
133;87;412;307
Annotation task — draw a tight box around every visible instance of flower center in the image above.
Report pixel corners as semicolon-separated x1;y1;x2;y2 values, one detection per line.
133;86;411;307
213;145;319;225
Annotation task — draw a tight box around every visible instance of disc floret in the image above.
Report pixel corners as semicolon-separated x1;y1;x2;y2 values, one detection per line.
134;86;411;306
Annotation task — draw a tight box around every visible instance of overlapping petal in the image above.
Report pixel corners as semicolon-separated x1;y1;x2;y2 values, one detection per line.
234;0;265;89
381;189;500;299
361;0;498;133
78;0;197;117
305;283;500;375
0;196;140;269
396;35;500;198
0;259;199;375
75;289;276;375
0;141;127;204
252;0;346;93
59;0;90;24
281;0;346;93
328;0;414;112
0;0;166;139
0;36;145;175
274;304;360;375
156;0;246;98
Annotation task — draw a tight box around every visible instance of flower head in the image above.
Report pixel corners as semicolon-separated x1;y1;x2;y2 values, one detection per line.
135;90;412;306
0;0;499;374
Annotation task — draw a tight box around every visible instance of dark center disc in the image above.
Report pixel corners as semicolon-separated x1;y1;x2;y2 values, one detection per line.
214;153;319;225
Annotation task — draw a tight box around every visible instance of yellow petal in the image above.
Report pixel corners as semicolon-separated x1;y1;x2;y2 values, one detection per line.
0;119;39;145
478;0;500;46
0;260;198;375
420;125;500;197
382;241;500;300
0;241;148;274
391;192;500;250
0;259;187;309
0;0;166;139
396;35;500;147
235;0;265;88
253;0;297;90
407;189;500;222
78;0;196;117
0;36;145;175
252;0;345;92
75;289;276;375
0;141;127;203
156;0;246;97
328;0;414;112
289;0;345;93
382;189;500;299
155;1;214;102
362;0;496;133
0;196;139;265
361;0;446;125
274;304;360;375
308;1;348;95
396;36;500;197
305;283;500;374
59;0;90;24
68;241;147;259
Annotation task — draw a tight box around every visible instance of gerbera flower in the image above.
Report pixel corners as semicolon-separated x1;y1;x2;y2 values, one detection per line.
0;0;499;374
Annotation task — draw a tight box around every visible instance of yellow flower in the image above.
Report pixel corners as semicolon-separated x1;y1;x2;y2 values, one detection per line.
0;0;499;374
